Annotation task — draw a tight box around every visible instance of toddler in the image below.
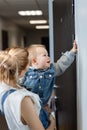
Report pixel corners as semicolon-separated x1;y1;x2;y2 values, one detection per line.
18;40;77;128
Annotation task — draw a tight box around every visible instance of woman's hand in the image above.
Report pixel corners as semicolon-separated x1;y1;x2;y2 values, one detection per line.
46;114;56;130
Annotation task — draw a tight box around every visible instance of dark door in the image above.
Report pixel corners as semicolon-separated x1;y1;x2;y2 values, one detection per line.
53;0;77;130
41;36;49;55
2;30;8;50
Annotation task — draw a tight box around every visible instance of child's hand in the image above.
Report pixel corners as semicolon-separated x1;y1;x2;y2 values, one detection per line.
71;40;77;53
44;104;52;113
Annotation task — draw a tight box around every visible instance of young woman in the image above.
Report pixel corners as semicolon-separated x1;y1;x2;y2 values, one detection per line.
0;47;55;130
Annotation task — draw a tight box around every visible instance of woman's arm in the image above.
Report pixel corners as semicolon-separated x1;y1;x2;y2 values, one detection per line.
46;115;56;130
21;96;45;130
21;96;56;130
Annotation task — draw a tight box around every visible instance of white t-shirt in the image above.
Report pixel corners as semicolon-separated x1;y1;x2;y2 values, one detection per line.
0;82;41;130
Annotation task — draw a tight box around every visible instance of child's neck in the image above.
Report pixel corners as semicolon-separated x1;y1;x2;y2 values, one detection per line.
31;64;42;69
31;64;48;70
31;62;39;68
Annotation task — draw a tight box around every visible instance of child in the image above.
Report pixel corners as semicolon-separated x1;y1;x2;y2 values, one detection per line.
0;47;55;130
18;40;77;128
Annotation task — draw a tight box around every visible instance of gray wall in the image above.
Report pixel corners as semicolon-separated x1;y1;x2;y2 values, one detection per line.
75;0;87;130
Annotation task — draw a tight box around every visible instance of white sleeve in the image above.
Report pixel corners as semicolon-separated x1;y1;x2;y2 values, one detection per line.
4;89;41;125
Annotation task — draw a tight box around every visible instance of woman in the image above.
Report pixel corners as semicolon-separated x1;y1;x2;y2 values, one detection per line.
0;47;55;130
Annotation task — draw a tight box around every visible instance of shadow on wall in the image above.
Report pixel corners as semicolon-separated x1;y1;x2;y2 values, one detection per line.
0;113;8;129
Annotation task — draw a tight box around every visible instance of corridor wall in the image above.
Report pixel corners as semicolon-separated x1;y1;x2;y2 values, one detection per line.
75;0;87;130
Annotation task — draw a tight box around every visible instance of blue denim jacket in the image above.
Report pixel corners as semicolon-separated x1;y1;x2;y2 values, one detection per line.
23;64;55;106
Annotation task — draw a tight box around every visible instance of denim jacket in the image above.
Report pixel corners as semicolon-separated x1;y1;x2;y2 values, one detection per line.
19;50;76;106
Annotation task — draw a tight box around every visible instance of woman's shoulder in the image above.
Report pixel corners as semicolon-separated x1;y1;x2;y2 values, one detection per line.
6;88;41;118
11;88;41;107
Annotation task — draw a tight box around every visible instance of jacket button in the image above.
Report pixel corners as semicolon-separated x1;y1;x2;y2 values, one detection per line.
39;86;41;89
40;75;43;78
30;75;33;78
49;74;52;77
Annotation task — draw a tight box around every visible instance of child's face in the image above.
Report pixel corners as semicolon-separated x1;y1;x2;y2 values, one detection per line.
35;47;51;69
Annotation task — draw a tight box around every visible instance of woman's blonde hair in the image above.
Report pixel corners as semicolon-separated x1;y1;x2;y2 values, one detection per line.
0;47;28;86
27;44;46;66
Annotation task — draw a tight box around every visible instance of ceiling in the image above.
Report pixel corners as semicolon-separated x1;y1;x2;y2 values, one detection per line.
0;0;49;30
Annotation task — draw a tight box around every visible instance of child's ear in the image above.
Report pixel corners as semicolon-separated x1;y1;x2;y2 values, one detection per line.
32;58;36;64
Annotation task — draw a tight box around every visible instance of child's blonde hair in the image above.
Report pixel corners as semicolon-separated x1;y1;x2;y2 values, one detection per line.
27;44;46;66
0;47;28;86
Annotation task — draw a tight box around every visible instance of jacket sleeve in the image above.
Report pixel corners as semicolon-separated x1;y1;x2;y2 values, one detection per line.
53;50;76;76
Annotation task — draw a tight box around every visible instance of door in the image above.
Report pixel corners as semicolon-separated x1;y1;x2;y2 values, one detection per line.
53;0;77;130
2;30;8;50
